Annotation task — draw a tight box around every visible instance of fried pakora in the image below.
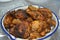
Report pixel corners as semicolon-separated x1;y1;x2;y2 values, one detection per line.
4;5;56;39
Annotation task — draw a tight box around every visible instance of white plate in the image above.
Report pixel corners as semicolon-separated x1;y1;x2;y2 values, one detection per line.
1;5;59;40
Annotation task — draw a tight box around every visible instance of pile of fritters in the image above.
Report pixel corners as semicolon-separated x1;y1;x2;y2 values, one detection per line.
4;5;56;39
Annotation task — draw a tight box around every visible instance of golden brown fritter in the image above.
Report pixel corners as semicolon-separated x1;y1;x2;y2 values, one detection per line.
12;19;21;24
51;20;56;26
4;14;13;28
26;10;45;20
31;20;40;31
38;8;52;18
13;21;31;38
28;5;38;11
29;32;40;39
46;18;56;26
15;9;26;19
26;17;33;23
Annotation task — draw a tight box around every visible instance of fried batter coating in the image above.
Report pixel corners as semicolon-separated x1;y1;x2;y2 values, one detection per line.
46;18;56;26
15;9;27;19
38;8;52;18
15;21;31;38
12;19;21;24
31;20;49;32
28;5;38;11
4;14;13;28
40;31;46;36
44;27;51;33
51;20;56;26
31;21;40;31
30;32;40;39
9;26;18;37
26;17;33;23
26;9;45;20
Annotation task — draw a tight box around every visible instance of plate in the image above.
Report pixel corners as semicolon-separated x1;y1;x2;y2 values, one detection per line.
1;5;59;40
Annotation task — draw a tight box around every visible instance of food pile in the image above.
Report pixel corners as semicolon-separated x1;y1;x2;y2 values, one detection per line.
4;5;56;39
